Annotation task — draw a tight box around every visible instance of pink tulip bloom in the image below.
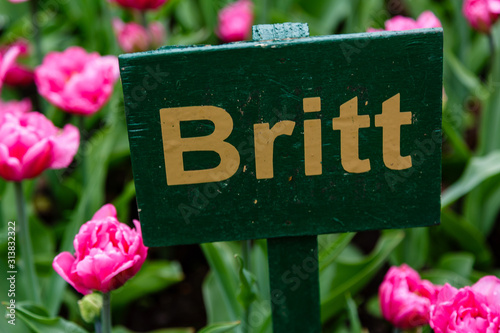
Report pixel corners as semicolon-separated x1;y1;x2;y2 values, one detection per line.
430;277;500;333
53;204;148;295
379;264;440;329
35;46;119;116
0;111;79;181
490;0;500;13
8;0;28;3
368;11;441;32
0;41;34;87
463;0;500;33
216;0;254;43
0;45;22;92
108;0;166;11
113;19;150;53
149;21;166;49
0;98;32;115
112;18;165;52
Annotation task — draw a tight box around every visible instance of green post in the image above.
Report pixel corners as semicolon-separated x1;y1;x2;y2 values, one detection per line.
252;23;321;333
267;235;320;332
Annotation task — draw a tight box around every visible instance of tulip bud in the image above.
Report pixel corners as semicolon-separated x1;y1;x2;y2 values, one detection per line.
216;0;254;43
463;0;499;33
78;293;103;323
379;264;440;329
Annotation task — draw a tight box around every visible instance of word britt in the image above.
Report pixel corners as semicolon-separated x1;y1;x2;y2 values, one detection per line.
160;93;412;186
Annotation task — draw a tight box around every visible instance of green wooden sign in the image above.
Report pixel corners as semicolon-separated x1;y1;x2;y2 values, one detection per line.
119;26;443;247
120;23;443;333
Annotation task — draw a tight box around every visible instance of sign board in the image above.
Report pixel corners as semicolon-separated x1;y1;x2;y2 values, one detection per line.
119;28;443;247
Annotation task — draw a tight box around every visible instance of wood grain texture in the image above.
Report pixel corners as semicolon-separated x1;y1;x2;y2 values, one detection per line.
119;28;443;247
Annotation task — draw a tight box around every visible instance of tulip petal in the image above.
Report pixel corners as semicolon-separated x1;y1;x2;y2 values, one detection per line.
53;252;91;295
50;123;80;168
92;204;118;220
21;138;53;179
0;143;22;181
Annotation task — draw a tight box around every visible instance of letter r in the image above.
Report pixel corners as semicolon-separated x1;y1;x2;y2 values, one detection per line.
159;106;240;185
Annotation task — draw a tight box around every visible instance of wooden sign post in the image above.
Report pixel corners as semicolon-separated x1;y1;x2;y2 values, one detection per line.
119;23;443;333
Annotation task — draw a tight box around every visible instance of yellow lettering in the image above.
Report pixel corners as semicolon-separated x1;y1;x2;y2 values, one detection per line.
159;106;240;185
254;121;295;179
375;94;412;170
303;97;322;176
332;97;371;173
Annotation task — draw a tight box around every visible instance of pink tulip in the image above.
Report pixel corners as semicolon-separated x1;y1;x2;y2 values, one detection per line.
35;46;119;116
490;0;500;13
53;204;148;295
113;19;150;53
0;98;32;115
379;264;440;329
430;278;500;333
149;21;166;49
0;45;22;92
7;0;28;3
112;18;166;53
0;111;79;181
368;11;441;32
463;0;500;33
216;0;254;43
0;41;34;87
108;0;166;11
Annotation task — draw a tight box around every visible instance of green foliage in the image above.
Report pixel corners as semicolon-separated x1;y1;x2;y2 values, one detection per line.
2;0;500;331
15;303;89;333
198;322;241;333
111;260;184;310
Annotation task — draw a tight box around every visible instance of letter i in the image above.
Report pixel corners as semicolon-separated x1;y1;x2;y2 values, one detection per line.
303;97;322;176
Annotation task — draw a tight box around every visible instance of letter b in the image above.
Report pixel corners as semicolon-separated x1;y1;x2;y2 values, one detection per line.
160;106;240;185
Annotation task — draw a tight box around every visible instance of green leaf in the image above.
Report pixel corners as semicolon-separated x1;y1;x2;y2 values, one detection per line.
249;239;270;300
437;253;475;278
201;243;242;322
420;269;472;288
15;303;89;333
444;49;488;99
112;326;195;333
345;294;362;333
112;260;184;309
320;230;404;322
235;255;259;310
440;209;492;267
203;273;233;324
390;228;429;270
198;321;241;333
318;233;356;272
442;151;500;207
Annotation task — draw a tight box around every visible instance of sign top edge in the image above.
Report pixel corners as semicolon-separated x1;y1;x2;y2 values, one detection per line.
118;28;443;62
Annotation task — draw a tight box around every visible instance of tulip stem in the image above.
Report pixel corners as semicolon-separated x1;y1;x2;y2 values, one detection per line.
139;11;152;48
78;116;91;222
101;292;112;333
95;321;102;333
488;32;495;76
29;0;43;65
78;116;87;190
140;11;148;30
14;182;41;305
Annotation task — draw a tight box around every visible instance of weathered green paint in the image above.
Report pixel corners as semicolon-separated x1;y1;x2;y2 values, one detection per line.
119;28;443;247
252;22;310;40
268;235;320;333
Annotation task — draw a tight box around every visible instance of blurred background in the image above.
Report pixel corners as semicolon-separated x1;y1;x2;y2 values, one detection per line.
1;0;500;332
